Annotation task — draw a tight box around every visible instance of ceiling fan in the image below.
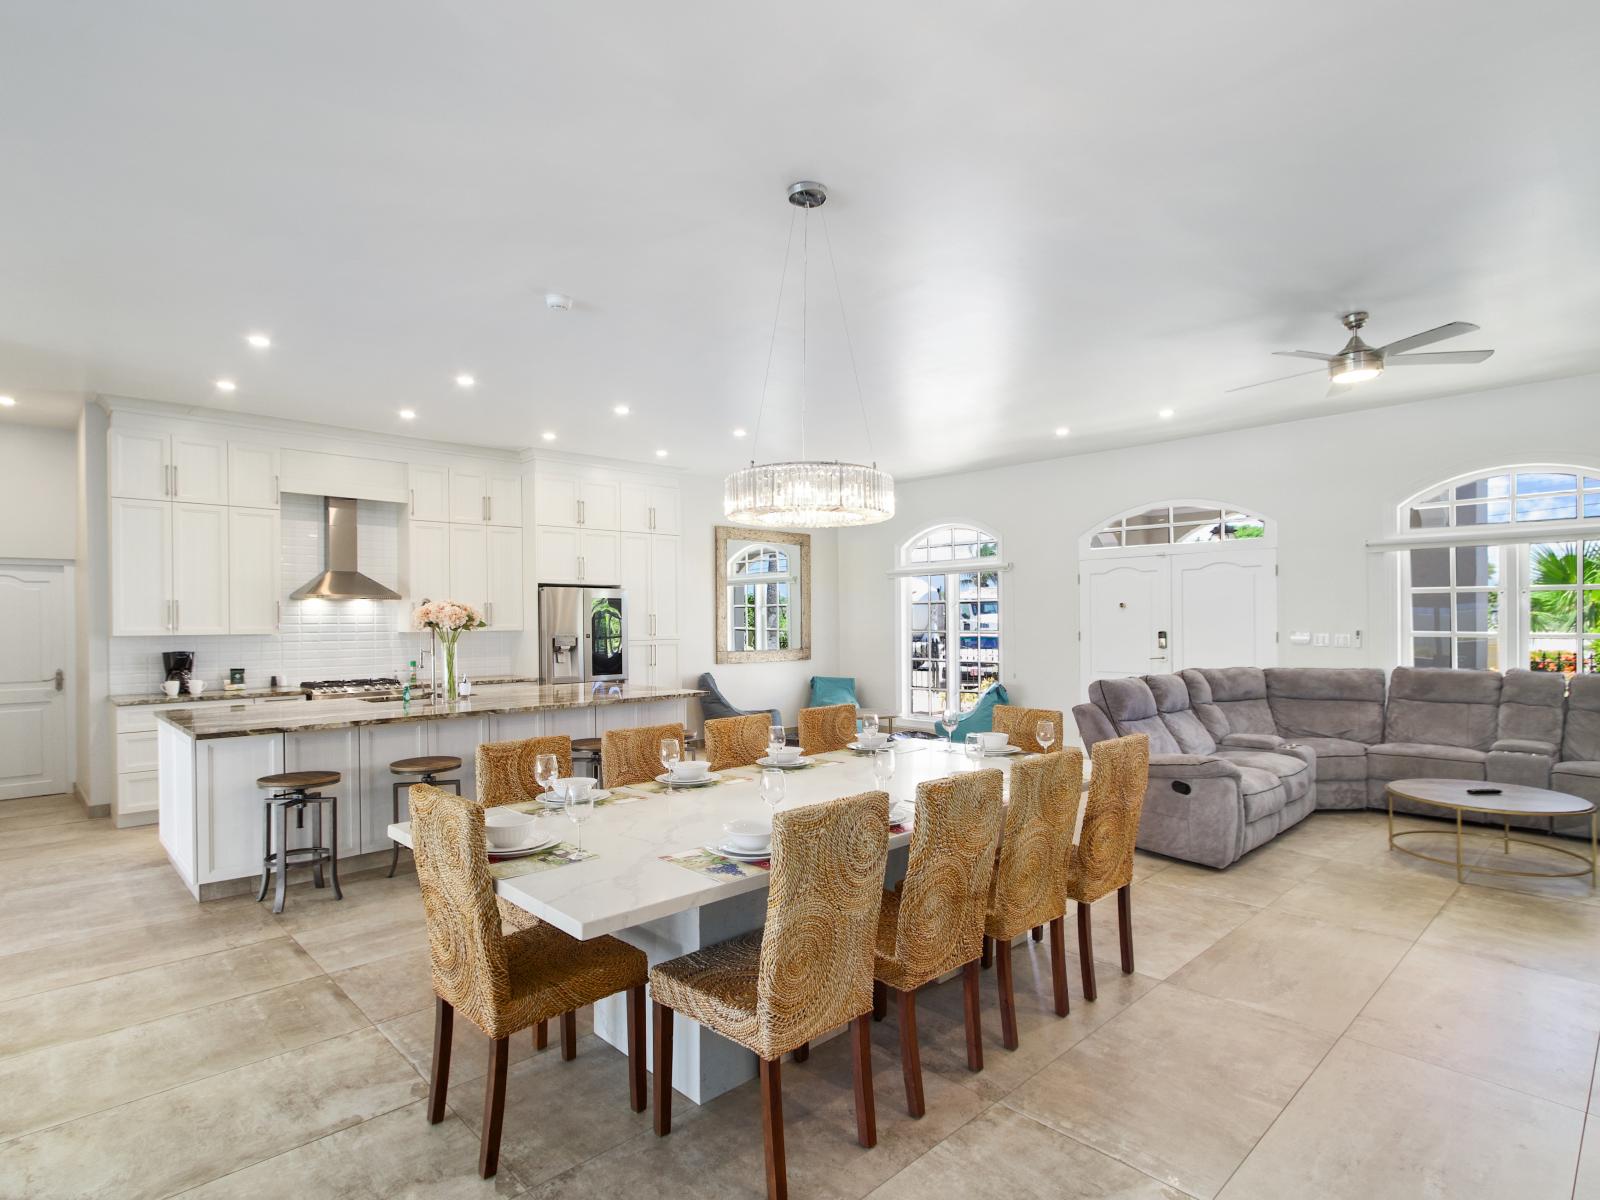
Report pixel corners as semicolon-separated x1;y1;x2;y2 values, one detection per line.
1228;311;1494;392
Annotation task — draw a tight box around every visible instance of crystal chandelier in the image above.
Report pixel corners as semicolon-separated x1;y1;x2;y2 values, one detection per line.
723;181;894;528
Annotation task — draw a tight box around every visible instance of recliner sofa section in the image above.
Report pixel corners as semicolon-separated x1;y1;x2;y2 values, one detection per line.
1552;674;1600;839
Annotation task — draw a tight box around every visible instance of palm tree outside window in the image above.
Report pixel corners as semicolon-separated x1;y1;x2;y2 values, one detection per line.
901;524;1002;716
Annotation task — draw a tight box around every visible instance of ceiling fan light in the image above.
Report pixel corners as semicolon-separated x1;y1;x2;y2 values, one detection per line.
1329;347;1384;386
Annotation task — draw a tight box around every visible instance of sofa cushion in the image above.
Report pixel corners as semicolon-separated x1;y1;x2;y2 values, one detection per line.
1496;669;1566;751
1562;676;1600;762
949;683;1009;742
1555;760;1600;781
1089;678;1180;754
1265;668;1386;743
1292;736;1369;781
1215;748;1312;804
1182;667;1275;742
1368;741;1488;782
1383;668;1501;751
808;675;860;708
1146;673;1216;755
1234;767;1287;822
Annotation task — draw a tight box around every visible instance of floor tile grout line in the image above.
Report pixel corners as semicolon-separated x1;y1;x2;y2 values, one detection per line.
1001;1104;1207;1200
1573;1032;1600;1200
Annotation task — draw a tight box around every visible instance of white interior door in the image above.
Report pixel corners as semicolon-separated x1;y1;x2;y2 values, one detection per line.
0;565;69;800
1081;554;1171;685
1170;547;1278;671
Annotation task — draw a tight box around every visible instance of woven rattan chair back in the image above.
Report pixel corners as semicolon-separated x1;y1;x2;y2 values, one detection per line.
475;736;573;807
987;750;1084;940
1068;733;1150;904
754;790;889;1055
797;703;856;756
703;714;771;772
888;769;1004;984
601;723;686;789
992;705;1066;754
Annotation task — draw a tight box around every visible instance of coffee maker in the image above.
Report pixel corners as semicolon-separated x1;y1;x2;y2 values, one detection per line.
163;651;196;695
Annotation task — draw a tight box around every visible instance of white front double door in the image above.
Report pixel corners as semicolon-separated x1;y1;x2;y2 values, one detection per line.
1080;546;1277;690
0;564;70;799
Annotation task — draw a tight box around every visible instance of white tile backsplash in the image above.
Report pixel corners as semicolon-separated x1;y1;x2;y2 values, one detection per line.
109;494;516;694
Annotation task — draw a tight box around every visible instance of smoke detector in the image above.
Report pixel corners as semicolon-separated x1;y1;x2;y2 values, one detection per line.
545;293;573;311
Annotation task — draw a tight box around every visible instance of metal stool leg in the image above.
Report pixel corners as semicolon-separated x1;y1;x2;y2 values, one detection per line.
272;799;290;915
310;797;326;889
389;780;406;877
256;799;272;903
327;795;343;901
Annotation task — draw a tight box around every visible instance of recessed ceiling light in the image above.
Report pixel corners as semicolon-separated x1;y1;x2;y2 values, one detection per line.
398;408;417;421
214;379;237;393
732;428;747;438
0;395;15;407
1158;408;1175;420
541;431;557;441
245;332;271;349
455;373;476;389
613;404;630;416
1054;426;1070;437
655;449;669;458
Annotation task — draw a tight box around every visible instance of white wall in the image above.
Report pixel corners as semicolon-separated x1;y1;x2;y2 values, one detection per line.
836;373;1600;725
2;423;76;560
76;403;111;811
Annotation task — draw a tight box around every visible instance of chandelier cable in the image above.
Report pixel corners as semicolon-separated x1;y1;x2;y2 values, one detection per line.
820;208;874;465
800;208;809;462
751;207;798;459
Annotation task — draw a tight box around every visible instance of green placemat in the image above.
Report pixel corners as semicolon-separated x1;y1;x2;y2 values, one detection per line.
661;847;770;879
489;842;596;881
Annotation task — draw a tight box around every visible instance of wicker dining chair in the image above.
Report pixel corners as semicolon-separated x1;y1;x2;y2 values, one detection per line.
1068;733;1150;1000
649;791;889;1200
703;713;771;772
797;703;856;756
409;785;649;1179
872;768;1004;1115
983;751;1085;1045
992;704;1066;755
601;723;686;789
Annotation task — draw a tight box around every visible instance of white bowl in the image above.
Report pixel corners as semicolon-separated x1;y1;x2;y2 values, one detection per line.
552;776;594;802
484;808;540;849
856;732;889;749
975;731;1010;752
669;761;711;780
722;817;771;852
767;746;801;764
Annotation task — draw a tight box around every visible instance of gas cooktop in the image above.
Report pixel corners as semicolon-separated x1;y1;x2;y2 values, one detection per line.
299;677;405;698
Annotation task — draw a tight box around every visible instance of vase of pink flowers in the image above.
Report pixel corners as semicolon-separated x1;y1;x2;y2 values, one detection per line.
412;600;486;702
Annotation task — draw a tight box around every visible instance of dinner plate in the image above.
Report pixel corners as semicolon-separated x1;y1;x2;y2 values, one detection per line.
973;744;1023;756
704;843;771;862
487;831;560;858
757;756;813;770
538;788;611;807
888;803;914;825
847;741;894;753
656;773;719;788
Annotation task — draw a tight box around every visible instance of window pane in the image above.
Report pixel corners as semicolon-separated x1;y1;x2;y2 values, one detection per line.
908;543;929;563
1418;488;1449;503
975;538;999;558
959;602;979;631
1408;506;1450;530
1456;637;1496;671
1531;543;1579;583
1455;592;1498;633
1587;593;1600;635
1586;640;1599;674
1516;494;1578;522
978;600;999;630
1124;525;1171;546
978;571;999;598
1413;636;1452;668
1223;513;1265;538
1588;494;1600;519
1091;530;1122;548
930;603;946;631
958;573;978;600
1455;501;1511;526
927;526;952;546
1171;507;1220;525
1410;548;1450;588
1516;472;1576;495
1125;508;1168;527
926;574;946;600
1175;522;1220;543
927;542;954;562
1456;475;1509;500
911;603;929;631
1529;593;1577;633
1411;594;1450;631
1454;545;1497;587
1529;644;1579;674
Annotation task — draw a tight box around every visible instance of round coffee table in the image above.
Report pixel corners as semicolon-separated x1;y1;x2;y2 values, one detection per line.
1386;778;1596;885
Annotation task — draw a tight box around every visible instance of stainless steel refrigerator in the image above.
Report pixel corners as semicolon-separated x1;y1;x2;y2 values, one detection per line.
537;584;629;685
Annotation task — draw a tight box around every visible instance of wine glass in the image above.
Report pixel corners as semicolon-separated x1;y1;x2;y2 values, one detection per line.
965;733;986;766
871;747;896;790
659;737;681;777
1035;720;1056;753
566;786;595;850
860;712;879;741
768;723;786;759
939;706;961;752
534;752;560;803
760;768;786;814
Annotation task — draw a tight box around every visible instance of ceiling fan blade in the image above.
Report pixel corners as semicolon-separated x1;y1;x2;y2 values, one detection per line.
1225;366;1326;393
1377;321;1478;356
1385;349;1495;365
1271;350;1334;361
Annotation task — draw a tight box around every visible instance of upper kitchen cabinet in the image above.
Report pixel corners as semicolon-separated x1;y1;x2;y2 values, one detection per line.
408;464;449;522
620;480;681;534
485;524;524;629
227;507;281;634
109;425;227;503
227;443;280;509
171;504;231;634
171;434;229;504
579;479;619;530
485;473;521;526
444;468;522;527
448;523;488;613
404;520;451;605
535;473;580;528
110;497;173;634
534;467;618;530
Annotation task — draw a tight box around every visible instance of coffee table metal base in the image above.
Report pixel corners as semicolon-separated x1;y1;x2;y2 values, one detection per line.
1386;793;1598;885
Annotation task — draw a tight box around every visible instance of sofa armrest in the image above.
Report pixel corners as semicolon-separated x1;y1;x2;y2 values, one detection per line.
1490;737;1557;757
1220;732;1285;751
1072;703;1118;750
1147;754;1243;781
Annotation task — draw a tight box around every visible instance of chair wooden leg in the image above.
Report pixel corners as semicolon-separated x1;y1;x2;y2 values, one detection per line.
479;1035;510;1179
898;987;925;1118
427;996;453;1124
652;1001;673;1136
792;1041;809;1063
962;958;983;1071
561;1010;577;1061
1049;915;1070;1017
850;1012;876;1148
981;936;993;970
1118;884;1135;974
627;985;646;1113
1077;901;1098;1001
995;938;1019;1051
760;1056;788;1200
534;1019;548;1050
872;978;886;1022
1031;925;1044;942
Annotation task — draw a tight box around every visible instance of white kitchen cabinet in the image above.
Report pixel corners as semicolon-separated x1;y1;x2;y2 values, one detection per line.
109;427;171;500
228;507;281;634
536;525;580;582
111;497;173;635
172;503;230;635
579;529;620;585
628;639;680;688
117;771;160;821
228;443;280;508
579;480;619;530
485;524;523;630
619;481;651;534
408;464;450;522
449;523;488;610
647;484;680;534
486;473;522;527
449;468;487;524
171;434;229;504
407;520;451;603
535;473;581;528
284;728;363;861
649;534;680;638
620;531;651;607
358;723;429;855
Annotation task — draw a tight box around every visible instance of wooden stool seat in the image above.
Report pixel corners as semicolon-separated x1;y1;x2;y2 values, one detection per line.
571;737;601;752
391;756;463;776
258;770;341;790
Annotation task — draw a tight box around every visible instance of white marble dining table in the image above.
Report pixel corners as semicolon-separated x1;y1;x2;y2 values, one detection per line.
388;739;1058;1102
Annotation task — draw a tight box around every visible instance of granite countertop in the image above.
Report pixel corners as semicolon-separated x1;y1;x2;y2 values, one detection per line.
157;683;705;739
110;675;541;707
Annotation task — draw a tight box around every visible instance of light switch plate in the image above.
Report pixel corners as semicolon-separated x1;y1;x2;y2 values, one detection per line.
1333;632;1353;648
1313;632;1331;647
1289;631;1312;645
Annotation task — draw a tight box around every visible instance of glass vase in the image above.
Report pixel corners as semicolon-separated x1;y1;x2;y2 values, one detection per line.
442;637;459;703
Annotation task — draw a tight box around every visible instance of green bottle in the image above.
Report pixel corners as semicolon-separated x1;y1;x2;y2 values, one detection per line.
403;660;417;707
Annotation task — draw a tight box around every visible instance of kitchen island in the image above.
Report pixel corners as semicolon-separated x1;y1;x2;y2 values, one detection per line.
155;683;701;900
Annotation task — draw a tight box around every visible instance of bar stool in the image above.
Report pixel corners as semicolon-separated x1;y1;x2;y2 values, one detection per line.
388;756;463;877
256;771;342;914
571;737;602;779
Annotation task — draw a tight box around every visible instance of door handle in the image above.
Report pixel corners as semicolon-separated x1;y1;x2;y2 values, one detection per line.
54;668;64;691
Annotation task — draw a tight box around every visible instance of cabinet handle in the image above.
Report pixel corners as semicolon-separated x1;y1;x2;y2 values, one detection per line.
409;489;415;516
578;555;584;581
486;601;493;624
273;474;280;506
172;464;178;497
649;505;655;531
275;600;281;629
483;495;489;522
577;498;584;525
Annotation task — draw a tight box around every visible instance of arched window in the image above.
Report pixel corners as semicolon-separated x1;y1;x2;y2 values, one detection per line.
727;543;795;652
1088;503;1267;549
1399;466;1600;673
899;524;1002;716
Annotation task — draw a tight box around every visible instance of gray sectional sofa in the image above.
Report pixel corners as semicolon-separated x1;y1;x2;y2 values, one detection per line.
1074;666;1587;869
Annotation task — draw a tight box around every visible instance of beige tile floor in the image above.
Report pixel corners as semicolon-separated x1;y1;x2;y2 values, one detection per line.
1;794;1597;1198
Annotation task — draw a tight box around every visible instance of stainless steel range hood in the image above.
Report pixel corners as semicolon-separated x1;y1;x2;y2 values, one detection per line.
290;496;402;600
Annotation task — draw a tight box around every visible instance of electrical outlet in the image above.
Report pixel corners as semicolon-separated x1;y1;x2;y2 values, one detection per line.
1313;632;1331;647
1332;632;1353;648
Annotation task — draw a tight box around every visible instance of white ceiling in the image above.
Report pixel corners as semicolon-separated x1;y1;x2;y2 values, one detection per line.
1;3;1597;473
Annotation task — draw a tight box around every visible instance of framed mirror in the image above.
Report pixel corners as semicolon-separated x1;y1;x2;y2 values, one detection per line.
715;526;811;663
